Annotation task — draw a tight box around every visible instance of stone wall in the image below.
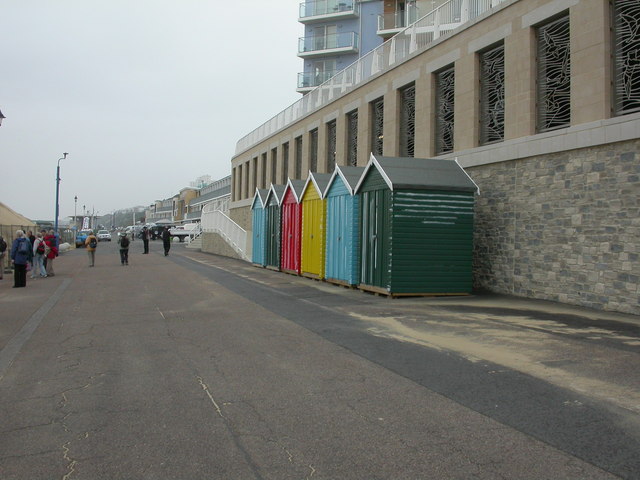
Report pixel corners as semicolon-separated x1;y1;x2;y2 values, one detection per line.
470;139;640;315
201;232;244;260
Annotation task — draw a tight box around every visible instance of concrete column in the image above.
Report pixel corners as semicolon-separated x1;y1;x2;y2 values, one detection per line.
455;54;479;150
504;26;536;139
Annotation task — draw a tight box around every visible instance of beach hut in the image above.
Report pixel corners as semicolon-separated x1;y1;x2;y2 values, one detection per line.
264;184;286;271
324;166;365;286
250;188;270;267
300;172;332;279
280;179;306;275
355;154;479;296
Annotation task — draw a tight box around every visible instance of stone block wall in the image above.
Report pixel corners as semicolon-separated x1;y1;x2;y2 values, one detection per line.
470;139;640;315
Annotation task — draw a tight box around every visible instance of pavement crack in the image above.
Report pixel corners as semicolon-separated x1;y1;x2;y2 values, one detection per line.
197;376;225;418
61;441;77;480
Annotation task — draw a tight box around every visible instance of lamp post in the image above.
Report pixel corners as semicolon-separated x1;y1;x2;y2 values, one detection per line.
54;152;69;235
74;196;78;231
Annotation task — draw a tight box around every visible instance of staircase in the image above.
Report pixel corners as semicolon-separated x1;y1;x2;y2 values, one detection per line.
186;235;203;250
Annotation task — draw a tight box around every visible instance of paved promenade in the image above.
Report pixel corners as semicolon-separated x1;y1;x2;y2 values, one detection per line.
1;239;639;479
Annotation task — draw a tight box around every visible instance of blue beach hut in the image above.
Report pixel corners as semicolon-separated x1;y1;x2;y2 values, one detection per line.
251;188;269;267
324;166;365;286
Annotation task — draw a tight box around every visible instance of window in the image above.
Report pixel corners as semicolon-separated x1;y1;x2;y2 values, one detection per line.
536;14;571;132
399;84;416;157
282;142;290;184
243;162;249;199
309;129;318;172
371;98;384;156
347;110;358;166
295;136;303;179
435;66;455;154
479;44;505;144
327;120;337;172
613;0;640;115
261;153;267;188
271;148;277;185
251;157;258;192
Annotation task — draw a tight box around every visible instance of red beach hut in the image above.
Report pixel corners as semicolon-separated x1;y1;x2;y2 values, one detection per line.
280;179;306;275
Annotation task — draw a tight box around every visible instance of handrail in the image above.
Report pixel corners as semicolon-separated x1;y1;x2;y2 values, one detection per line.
235;0;507;156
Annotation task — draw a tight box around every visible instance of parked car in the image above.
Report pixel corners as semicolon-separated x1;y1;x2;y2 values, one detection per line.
97;230;112;242
75;230;92;248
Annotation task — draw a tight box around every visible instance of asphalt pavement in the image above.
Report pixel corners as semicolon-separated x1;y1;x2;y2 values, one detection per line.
1;238;639;479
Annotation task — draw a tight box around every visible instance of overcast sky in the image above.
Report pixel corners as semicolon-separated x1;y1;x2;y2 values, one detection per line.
1;1;303;221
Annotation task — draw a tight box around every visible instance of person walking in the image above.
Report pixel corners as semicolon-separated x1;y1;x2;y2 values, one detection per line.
44;230;58;276
85;231;98;267
31;232;48;278
10;230;32;288
0;235;7;280
162;226;171;256
118;233;130;265
141;226;150;254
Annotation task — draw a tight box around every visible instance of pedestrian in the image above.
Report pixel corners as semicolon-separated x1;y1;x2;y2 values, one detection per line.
161;226;171;256
141;226;150;254
118;233;130;265
27;230;36;247
10;230;32;288
40;229;48;269
85;230;98;267
0;235;7;280
31;232;48;278
44;230;58;276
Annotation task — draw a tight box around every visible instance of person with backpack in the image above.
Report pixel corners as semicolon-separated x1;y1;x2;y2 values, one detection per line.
31;232;48;278
85;231;98;267
0;235;7;280
10;230;32;288
118;233;130;265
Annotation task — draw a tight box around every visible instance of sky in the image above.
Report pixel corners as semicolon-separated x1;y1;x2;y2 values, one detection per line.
1;1;303;221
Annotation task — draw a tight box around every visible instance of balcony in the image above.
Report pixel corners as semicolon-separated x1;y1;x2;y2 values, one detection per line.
299;0;358;24
377;5;420;38
297;70;340;93
298;32;359;58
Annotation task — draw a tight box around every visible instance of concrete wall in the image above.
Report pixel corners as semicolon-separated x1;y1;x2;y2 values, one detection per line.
201;232;245;260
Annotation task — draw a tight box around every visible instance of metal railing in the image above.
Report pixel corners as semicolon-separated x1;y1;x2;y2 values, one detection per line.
200;205;249;261
299;0;357;19
377;5;419;32
236;0;507;156
298;70;339;89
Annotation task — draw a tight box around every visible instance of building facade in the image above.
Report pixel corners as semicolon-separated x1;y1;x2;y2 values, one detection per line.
230;0;640;314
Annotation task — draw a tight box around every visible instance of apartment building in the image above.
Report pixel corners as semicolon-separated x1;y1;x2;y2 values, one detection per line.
230;0;640;314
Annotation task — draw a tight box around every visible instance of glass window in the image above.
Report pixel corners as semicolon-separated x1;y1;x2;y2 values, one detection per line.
536;14;571;132
435;66;455;154
480;44;505;144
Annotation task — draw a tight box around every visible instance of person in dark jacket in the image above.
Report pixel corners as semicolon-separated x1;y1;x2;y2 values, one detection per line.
10;230;32;288
141;226;150;254
161;226;171;256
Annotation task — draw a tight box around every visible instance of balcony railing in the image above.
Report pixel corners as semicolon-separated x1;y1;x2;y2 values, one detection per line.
377;5;420;33
298;70;340;89
236;0;508;156
298;32;359;56
299;0;357;21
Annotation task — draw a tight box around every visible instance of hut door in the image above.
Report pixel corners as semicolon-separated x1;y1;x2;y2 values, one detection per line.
266;204;280;268
361;189;389;288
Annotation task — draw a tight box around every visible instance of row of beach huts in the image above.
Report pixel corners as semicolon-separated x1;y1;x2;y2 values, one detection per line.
251;154;480;296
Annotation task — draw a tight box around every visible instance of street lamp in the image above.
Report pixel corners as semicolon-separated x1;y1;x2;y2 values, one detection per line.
74;196;78;230
54;152;69;235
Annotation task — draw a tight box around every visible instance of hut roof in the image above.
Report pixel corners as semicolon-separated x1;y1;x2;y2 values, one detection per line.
283;179;307;203
302;172;332;200
355;154;479;194
326;166;366;196
251;188;270;209
265;184;287;206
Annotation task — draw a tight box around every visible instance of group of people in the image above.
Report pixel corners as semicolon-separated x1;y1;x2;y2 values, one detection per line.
0;225;175;288
0;229;59;288
85;225;173;267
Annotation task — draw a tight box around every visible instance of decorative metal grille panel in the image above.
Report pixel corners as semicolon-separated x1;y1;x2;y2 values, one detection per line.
613;0;640;115
271;148;277;184
347;110;358;166
261;153;267;188
282;142;289;184
537;15;571;132
295;136;303;179
400;84;416;157
327;120;337;172
480;45;505;145
310;129;318;173
435;67;455;154
371;98;384;156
